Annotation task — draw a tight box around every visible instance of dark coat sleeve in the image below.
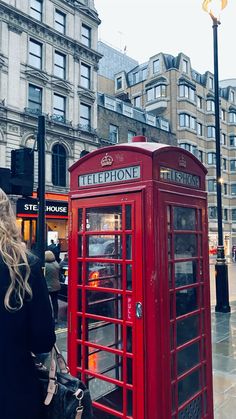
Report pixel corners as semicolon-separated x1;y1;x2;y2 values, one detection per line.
26;257;56;354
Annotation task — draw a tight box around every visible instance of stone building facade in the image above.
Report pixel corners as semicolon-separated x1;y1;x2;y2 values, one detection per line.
98;46;236;255
0;0;101;248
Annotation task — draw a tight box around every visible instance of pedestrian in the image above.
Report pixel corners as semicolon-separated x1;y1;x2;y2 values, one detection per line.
0;188;56;419
45;250;61;324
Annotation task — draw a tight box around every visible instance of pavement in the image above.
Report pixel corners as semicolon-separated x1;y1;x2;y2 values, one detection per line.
56;260;236;418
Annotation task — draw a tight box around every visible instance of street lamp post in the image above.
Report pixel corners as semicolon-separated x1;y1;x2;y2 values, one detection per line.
202;0;230;312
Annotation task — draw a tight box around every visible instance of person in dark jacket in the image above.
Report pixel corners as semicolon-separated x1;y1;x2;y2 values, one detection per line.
45;250;61;323
0;188;56;419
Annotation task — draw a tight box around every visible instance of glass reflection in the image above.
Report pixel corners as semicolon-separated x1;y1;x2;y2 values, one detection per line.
174;234;197;258
86;262;122;289
87;235;122;259
125;205;132;230
177;342;200;375
86;206;122;231
86;291;122;319
174;261;197;287
176;288;198;317
177;315;199;346
174;207;196;231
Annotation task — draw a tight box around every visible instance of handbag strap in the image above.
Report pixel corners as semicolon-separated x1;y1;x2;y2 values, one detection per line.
44;346;58;406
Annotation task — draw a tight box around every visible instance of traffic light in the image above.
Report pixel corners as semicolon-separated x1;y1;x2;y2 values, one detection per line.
0;168;11;194
11;148;34;196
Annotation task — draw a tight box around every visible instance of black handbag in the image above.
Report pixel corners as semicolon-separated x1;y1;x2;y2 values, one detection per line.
36;345;94;419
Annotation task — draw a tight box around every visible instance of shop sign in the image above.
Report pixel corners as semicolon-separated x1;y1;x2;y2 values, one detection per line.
17;198;68;216
79;165;141;187
160;167;200;188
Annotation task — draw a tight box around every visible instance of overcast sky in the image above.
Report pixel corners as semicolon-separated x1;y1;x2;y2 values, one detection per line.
94;0;236;81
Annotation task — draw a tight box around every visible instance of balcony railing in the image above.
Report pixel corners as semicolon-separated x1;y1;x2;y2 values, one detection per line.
50;114;72;126
24;107;42;116
78;123;97;135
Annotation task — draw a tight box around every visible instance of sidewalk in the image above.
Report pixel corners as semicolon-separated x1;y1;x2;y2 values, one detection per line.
56;274;236;418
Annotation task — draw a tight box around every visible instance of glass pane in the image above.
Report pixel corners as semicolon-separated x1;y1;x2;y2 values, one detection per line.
88;347;122;379
78;262;82;285
167;206;171;230
178;395;202;419
125;205;132;230
127;357;133;384
126;235;132;259
86;206;122;231
177;342;200;375
88;375;123;411
176;288;198;317
126;264;132;290
77;316;82;340
177;315;199;346
127;390;133;417
78;235;82;257
174;234;197;258
169;264;173;288
86;291;122;319
127;326;132;353
174;261;197;287
78;208;83;231
87;235;122;259
87;319;122;349
178;369;201;405
86;262;122;289
174;207;196;230
168;234;172;259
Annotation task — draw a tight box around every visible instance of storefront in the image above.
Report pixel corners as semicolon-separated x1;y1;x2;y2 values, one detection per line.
16;193;68;251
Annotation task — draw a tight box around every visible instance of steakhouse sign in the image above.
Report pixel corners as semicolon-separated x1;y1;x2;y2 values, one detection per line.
17;198;68;217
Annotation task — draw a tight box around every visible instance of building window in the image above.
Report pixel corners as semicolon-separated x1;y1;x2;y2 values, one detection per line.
183;59;188;73
180;143;197;157
230;160;236;171
207;152;216;165
229;112;236;123
29;39;42;69
222;158;227;170
53;93;65;122
116;77;122;90
179;85;195;101
128;130;136;143
134;96;141;108
206;100;215;112
54;51;66;79
55;10;66;34
81;63;91;89
208;179;216;192
28;84;42;114
224;183;228;195
207;126;216;138
209;206;217;219
232;209;236;221
30;0;42;21
153;59;160;73
221;109;226;121
197;122;203;136
142;68;147;80
231;184;236;195
230;90;235;103
80;103;91;129
230;136;236;147
133;72;139;84
221;133;226;145
52;144;66;187
223;208;228;221
197;96;203;109
81;24;91;47
109;124;118;143
198;150;203;162
179;113;196;130
147;88;154;102
209;77;214;89
155;84;167;98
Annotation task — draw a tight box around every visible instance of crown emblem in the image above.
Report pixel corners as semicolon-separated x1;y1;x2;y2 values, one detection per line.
101;153;113;167
178;155;187;168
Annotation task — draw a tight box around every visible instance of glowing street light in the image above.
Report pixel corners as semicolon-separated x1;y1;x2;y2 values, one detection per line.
202;0;230;312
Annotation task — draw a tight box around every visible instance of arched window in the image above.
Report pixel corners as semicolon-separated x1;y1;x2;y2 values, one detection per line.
52;144;66;186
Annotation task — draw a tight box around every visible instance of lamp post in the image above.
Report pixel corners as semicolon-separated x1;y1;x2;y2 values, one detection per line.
202;0;230;312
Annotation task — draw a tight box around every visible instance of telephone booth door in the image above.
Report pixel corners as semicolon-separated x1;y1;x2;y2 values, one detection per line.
159;191;213;418
68;192;144;419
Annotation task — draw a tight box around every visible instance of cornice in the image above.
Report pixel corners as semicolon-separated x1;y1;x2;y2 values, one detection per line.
0;2;102;64
77;87;95;102
58;0;101;24
51;78;72;92
25;68;49;85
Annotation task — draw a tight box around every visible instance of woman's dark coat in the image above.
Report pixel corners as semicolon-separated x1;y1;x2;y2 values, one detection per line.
0;253;56;419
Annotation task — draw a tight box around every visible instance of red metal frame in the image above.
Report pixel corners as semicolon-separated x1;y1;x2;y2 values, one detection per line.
68;142;213;419
68;193;144;418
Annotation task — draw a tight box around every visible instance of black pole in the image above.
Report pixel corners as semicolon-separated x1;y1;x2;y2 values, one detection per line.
36;115;46;265
212;18;230;313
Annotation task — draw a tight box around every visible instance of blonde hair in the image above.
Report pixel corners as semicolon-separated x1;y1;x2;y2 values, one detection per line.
0;188;32;310
45;250;56;262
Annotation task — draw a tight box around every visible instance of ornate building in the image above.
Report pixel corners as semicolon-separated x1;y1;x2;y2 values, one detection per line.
0;0;101;247
98;45;236;255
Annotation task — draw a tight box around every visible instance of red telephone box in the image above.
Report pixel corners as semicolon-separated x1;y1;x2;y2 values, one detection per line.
68;137;213;419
